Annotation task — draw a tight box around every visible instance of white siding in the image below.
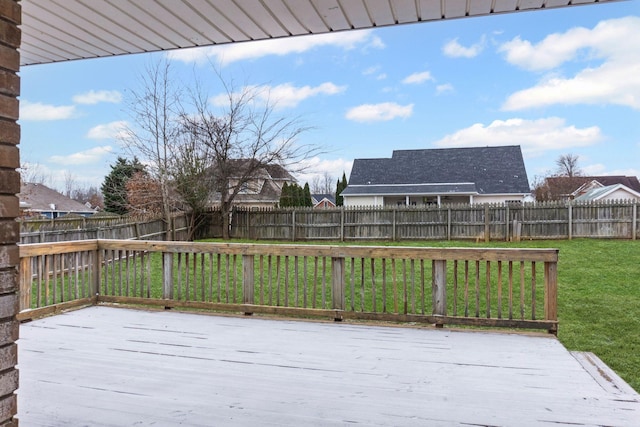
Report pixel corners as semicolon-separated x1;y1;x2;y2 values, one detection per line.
473;195;526;204
599;188;640;201
343;195;383;207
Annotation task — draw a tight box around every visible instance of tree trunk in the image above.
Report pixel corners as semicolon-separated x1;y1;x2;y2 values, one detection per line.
221;202;231;240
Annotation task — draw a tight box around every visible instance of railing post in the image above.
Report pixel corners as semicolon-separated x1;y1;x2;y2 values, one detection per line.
162;252;173;301
432;260;447;326
544;259;558;335
92;246;102;300
331;256;345;320
19;256;32;311
243;254;254;315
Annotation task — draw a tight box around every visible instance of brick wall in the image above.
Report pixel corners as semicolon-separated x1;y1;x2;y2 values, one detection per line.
0;0;20;425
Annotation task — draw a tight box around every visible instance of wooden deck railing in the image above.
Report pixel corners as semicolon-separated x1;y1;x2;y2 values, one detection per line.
18;240;559;333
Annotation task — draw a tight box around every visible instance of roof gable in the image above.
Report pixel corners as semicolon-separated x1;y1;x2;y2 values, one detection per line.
347;146;530;195
574;184;640;201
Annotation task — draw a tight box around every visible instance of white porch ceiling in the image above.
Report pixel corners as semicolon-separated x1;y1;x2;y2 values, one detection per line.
20;0;619;66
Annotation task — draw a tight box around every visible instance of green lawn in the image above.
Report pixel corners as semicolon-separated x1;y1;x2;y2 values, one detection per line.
204;238;640;393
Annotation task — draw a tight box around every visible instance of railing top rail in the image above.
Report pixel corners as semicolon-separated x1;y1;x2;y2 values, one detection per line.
96;239;558;263
19;240;100;257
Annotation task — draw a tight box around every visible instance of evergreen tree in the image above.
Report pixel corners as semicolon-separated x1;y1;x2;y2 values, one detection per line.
280;182;290;207
336;172;347;206
293;184;304;206
101;157;145;215
303;183;312;207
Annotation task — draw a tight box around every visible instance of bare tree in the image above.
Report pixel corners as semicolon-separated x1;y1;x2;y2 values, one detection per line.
19;162;52;186
121;61;317;240
169;127;215;240
121;59;183;237
310;171;335;195
181;71;316;239
63;170;77;197
71;185;103;209
555;153;582;177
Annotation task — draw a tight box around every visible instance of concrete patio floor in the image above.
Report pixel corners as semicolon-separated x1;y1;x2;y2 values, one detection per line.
17;306;640;426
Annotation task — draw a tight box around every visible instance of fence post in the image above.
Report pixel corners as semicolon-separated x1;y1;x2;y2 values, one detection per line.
19;256;32;311
292;210;296;242
447;207;451;241
392;209;397;241
432;260;447;326
340;207;344;242
243;254;255;314
484;204;490;242
505;204;510;242
633;201;637;240
544;257;558;335
162;252;173;301
331;256;345;320
568;204;573;240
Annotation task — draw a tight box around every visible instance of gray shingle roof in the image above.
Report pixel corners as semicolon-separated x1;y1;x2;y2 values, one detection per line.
344;146;530;196
19;182;96;213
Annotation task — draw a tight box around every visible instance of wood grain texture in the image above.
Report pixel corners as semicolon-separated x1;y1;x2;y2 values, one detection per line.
17;306;639;426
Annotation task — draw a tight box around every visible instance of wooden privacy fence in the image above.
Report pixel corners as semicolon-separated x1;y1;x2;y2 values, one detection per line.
19;214;190;243
18;240;559;334
230;200;640;242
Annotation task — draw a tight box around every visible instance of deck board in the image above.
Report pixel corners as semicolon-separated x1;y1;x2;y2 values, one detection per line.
17;306;639;426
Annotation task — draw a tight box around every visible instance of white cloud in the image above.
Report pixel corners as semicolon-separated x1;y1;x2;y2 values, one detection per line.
436;83;454;95
293;157;353;185
168;30;383;65
442;36;486;58
72;90;122;105
210;82;346;109
20;101;76;121
500;16;640;110
345;102;413;123
583;164;640;178
363;66;387;81
402;71;434;85
363;66;380;75
433;117;603;156
86;121;129;140
49;146;113;165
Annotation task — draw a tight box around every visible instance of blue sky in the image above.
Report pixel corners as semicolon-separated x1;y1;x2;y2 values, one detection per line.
19;1;640;193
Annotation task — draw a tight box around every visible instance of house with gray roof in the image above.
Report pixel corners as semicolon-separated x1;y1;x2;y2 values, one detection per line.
341;146;530;207
540;175;640;201
573;183;640;202
208;160;297;209
19;182;96;219
311;194;336;209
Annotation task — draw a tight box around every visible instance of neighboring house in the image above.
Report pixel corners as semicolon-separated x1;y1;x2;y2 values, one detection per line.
342;145;530;207
19;182;96;219
311;194;336;209
573;184;640;202
209;161;297;209
541;176;640;201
